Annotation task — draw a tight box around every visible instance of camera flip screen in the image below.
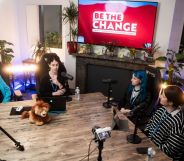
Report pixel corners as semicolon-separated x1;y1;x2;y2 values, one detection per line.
97;131;110;141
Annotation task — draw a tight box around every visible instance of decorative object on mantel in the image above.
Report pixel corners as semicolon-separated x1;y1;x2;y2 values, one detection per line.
104;41;117;57
117;48;130;59
78;44;87;54
78;43;93;54
0;40;14;64
62;1;78;54
143;42;160;62
129;48;137;60
93;45;106;55
86;44;93;54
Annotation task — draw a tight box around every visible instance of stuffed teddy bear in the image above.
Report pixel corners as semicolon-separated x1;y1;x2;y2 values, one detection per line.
21;100;51;126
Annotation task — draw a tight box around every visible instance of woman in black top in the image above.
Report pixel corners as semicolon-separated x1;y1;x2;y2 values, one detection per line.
39;54;66;97
113;70;151;129
145;85;184;161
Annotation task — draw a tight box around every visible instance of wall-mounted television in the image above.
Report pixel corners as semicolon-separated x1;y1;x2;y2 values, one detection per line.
78;0;158;49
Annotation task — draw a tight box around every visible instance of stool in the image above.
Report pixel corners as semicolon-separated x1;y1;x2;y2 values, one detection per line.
102;78;117;108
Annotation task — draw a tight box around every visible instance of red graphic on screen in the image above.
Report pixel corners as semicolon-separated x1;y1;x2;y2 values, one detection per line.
78;3;157;49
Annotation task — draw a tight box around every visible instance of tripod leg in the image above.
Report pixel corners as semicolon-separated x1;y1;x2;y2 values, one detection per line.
97;141;104;161
0;126;24;151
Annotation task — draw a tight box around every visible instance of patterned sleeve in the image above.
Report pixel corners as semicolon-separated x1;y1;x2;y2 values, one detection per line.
159;113;184;160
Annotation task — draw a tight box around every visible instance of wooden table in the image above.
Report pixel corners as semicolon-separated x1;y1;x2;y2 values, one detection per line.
0;93;171;161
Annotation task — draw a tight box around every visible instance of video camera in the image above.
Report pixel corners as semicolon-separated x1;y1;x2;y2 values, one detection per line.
92;126;111;141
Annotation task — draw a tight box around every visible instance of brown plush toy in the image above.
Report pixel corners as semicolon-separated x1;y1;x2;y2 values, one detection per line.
21;100;51;126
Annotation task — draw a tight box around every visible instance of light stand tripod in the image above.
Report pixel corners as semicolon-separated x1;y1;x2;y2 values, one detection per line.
0;126;24;151
102;79;117;108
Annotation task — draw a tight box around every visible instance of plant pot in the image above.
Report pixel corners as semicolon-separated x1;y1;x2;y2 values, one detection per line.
67;42;78;54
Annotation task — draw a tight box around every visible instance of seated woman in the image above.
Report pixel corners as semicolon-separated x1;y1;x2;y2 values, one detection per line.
0;75;11;103
38;54;66;97
145;85;184;161
112;70;151;129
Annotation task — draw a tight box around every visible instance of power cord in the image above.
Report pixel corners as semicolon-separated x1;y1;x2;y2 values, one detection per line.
79;138;97;161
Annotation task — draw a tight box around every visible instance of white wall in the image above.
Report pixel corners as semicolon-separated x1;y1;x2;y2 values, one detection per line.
168;0;184;52
0;0;183;88
0;0;20;64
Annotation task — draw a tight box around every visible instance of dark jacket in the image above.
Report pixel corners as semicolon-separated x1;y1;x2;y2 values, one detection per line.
39;74;66;97
118;87;151;126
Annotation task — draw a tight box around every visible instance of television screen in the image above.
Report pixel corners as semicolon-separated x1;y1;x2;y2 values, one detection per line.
78;0;158;49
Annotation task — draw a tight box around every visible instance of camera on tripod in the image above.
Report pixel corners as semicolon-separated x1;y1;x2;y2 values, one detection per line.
92;126;111;141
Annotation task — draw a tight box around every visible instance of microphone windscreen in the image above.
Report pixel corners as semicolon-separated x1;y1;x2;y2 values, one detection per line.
61;72;73;80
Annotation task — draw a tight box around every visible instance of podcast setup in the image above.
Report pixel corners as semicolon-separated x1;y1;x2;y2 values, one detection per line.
0;90;171;161
0;50;170;160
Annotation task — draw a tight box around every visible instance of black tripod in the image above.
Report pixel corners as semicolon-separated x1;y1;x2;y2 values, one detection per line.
0;126;24;151
96;140;104;161
102;79;117;108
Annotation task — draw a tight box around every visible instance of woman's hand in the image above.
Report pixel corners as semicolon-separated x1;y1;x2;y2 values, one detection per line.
52;88;66;96
114;108;126;120
120;108;131;116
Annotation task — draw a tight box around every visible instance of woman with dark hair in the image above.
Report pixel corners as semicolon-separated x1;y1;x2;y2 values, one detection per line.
113;70;151;128
145;85;184;161
38;54;66;97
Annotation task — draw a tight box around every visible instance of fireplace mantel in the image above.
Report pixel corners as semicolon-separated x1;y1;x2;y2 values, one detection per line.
74;53;157;97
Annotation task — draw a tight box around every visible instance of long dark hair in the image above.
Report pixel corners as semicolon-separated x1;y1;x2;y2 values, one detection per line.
164;85;184;108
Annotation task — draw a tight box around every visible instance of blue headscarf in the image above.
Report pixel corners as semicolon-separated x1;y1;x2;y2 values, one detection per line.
128;70;147;102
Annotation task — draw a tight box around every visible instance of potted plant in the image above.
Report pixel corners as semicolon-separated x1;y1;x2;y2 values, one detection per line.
104;41;117;57
32;42;50;63
0;40;14;64
142;42;160;63
62;1;78;54
156;49;184;84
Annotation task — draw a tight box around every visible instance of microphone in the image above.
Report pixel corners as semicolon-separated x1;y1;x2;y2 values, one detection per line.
61;72;73;80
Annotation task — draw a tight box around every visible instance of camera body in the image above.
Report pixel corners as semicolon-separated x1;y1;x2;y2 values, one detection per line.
92;126;111;141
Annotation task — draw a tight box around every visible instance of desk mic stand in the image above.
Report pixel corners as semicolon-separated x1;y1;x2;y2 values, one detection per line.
0;126;24;151
65;81;72;102
127;115;141;144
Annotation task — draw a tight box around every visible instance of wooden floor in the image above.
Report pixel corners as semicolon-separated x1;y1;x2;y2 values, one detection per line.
0;93;171;161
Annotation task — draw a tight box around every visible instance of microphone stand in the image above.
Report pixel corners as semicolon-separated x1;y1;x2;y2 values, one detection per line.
65;80;72;102
0;126;24;151
127;114;142;144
